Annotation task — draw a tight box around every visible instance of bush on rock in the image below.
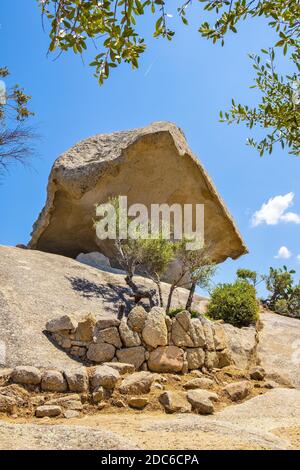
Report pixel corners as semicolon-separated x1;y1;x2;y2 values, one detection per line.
208;281;259;327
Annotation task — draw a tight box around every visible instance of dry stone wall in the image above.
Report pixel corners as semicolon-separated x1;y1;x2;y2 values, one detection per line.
45;307;258;372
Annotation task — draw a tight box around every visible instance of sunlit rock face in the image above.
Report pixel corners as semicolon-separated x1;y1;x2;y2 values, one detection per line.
29;121;247;270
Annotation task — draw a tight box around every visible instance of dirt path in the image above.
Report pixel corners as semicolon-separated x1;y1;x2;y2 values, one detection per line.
1;388;300;450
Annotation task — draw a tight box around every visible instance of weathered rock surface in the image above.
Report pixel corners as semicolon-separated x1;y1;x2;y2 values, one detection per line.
76;252;111;270
148;346;184;373
94;326;122;348
159;391;191;414
119;317;141;347
186;389;217;414
186;348;205;370
0;422;138;450
64;368;88;392
184;377;214;390
142;307;168;348
128;396;149;410
224;381;251;401
46;315;78;333
127;306;147;333
28;122;247;269
102;362;135;375
171;311;205;348
258;310;300;388
91;365;120;390
116;347;146;370
0;245;205;369
11;366;41;386
87;343;115;363
118;371;155;395
36;405;62;418
41;370;68;392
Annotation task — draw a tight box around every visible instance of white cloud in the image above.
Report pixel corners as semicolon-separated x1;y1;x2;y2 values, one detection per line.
297;254;300;263
252;192;300;226
275;246;292;259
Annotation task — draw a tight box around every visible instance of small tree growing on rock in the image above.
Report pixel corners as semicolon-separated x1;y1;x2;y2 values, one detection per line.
94;196;157;310
138;234;175;308
165;240;216;314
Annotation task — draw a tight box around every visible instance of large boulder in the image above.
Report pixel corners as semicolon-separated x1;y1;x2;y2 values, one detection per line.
28;122;247;269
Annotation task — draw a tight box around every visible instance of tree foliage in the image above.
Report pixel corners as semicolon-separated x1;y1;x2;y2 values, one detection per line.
208;280;259;327
39;0;300;155
263;265;300;317
236;268;258;286
0;67;35;177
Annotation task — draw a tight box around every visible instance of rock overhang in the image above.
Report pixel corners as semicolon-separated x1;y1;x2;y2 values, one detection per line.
29;121;248;265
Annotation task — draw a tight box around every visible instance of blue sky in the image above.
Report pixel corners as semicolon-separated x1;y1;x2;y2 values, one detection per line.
1;1;299;297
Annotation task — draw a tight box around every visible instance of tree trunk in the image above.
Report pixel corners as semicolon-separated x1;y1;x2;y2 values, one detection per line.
125;275;157;308
186;282;196;311
156;281;164;307
166;284;176;314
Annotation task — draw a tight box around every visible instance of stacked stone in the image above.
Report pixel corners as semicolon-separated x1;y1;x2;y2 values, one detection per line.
45;307;235;373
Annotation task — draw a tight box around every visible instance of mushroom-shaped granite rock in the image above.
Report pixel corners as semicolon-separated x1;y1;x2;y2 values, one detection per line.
29;122;247;279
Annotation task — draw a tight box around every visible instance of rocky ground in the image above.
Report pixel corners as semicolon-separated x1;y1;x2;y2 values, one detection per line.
1;387;300;450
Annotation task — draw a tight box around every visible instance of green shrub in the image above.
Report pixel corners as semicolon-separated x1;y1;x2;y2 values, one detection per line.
207;281;259;327
274;298;289;315
167;308;199;319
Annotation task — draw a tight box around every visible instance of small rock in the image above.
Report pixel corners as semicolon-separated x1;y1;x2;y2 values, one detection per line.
116;347;146;370
0;395;17;414
127;306;147;332
111;398;126;408
186;390;217;414
62;400;83;411
64;368;89;393
95;317;120;330
148;346;184;373
159;391;191;414
70;346;86;357
41;370;68;392
92;387;104;403
152;382;164;390
46;315;78;333
63;410;80;419
35;405;62;418
205;351;219;370
75;314;96;342
102;362;135;375
46;394;81;406
0;368;12;385
95;327;122;348
119;317;141;347
224;381;251;401
217;349;232;368
87;342;115;363
183;377;214;390
76;251;111;269
119;371;155;395
128;397;149;410
186;348;205;370
91;365;120;390
213;323;227;351
249;366;266;381
12;366;41;385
